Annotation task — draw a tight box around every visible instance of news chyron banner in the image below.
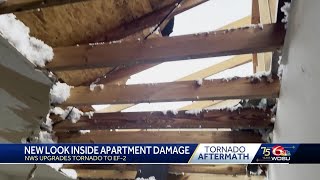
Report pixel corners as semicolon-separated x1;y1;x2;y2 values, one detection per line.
0;144;319;164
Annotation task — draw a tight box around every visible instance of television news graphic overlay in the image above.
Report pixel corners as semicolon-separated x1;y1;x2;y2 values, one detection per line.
0;144;319;163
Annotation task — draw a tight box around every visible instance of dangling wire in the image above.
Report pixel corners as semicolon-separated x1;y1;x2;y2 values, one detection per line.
144;0;184;40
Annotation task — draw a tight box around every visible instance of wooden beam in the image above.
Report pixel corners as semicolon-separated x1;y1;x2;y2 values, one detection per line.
62;76;280;106
98;54;252;113
56;130;262;143
76;169;136;180
86;0;209;43
97;104;133;113
78;173;264;180
63;164;247;175
97;63;158;85
252;0;261;24
205;99;241;110
178;54;252;81
95;16;253;87
47;23;285;71
0;0;91;14
53;108;272;131
167;174;264;180
269;0;278;23
258;0;272;24
178;100;221;110
252;0;261;73
217;16;252;30
258;0;273;72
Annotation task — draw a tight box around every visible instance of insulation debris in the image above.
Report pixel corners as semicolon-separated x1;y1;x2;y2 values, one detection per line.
39;131;56;143
227;103;242;112
136;176;156;180
84;111;94;119
50;107;65;116
60;169;77;179
222;76;240;82
278;64;286;79
50;106;84;123
79;130;91;134
185;109;202;115
162;110;179;115
0;14;53;67
40;114;53;132
249;72;273;82
63;107;83;123
89;83;104;91
50;82;73;104
196;79;203;86
257;98;268;111
281;2;291;28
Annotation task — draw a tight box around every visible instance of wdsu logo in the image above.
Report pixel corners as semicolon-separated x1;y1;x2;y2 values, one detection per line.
260;145;293;161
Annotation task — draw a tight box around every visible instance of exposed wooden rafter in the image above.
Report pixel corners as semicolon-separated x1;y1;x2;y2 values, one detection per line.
218;16;252;30
77;173;264;180
167;174;265;180
57;130;262;143
62;76;279;106
46;23;285;71
98;54;252;113
53;108;272;131
252;0;274;73
95;16;253;87
178;100;222;111
178;54;252;81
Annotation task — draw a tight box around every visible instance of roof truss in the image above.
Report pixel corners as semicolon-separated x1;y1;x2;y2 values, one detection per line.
46;23;285;71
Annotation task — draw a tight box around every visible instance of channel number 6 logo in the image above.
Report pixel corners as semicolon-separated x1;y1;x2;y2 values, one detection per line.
261;145;289;157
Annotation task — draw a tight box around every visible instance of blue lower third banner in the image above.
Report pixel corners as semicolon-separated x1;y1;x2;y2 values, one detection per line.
0;144;320;164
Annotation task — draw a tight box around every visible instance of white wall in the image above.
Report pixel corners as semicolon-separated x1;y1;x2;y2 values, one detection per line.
270;0;320;179
0;173;9;180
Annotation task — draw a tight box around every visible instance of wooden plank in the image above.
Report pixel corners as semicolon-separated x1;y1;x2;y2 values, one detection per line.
53;108;272;131
178;54;252;81
252;0;261;24
76;169;136;180
178;100;220;111
87;0;209;43
0;0;92;14
98;63;158;85
217;16;252;30
167;174;264;180
63;164;247;175
97;104;134;113
97;20;253;113
205;100;241;110
62;76;280;106
95;16;253;86
56;131;262;143
269;0;278;23
257;0;273;72
46;23;285;71
98;54;252;113
252;0;260;73
258;0;272;24
78;174;264;180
